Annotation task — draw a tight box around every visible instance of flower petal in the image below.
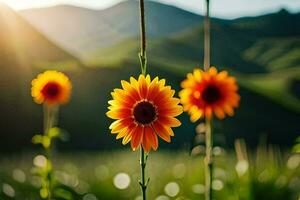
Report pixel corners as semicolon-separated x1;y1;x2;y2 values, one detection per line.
152;122;171;142
131;126;144;151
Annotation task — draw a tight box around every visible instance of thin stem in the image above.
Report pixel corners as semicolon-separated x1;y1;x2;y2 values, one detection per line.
138;1;149;199
43;104;59;200
204;0;211;71
43;104;49;134
139;0;146;57
139;147;147;200
205;118;213;200
203;0;213;199
139;0;147;75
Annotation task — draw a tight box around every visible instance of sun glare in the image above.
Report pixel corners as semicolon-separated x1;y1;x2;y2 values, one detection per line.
0;0;31;10
0;0;124;10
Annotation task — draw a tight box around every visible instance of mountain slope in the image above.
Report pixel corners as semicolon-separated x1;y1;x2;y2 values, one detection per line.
232;9;300;37
243;37;300;71
21;0;202;60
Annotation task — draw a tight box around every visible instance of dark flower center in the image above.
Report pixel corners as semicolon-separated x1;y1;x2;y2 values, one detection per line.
202;85;222;104
133;101;157;125
42;82;61;99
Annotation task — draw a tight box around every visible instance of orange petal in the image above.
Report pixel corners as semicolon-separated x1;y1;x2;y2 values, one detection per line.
153;86;173;105
138;75;148;99
223;104;234;116
217;71;228;80
122;130;133;145
111;90;136;106
147;78;160;100
214;107;225;119
106;108;132;120
130;77;139;89
116;123;136;139
152;122;171;142
110;118;133;133
158;116;181;127
157;97;180;107
145;75;151;85
190;110;203;122
131;126;144;151
144;126;158;151
193;69;202;82
209;67;218;76
142;126;152;152
159;106;183;117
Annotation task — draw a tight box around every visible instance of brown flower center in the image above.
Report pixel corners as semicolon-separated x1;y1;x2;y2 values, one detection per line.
42;82;61;99
202;85;221;104
133;101;157;125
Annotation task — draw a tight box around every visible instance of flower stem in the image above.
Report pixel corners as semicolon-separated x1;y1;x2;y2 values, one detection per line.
139;147;148;200
204;0;211;72
138;1;149;199
139;0;147;75
43;104;58;200
205;118;213;200
203;1;213;198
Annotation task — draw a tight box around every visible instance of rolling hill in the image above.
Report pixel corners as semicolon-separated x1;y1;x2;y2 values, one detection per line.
21;0;202;61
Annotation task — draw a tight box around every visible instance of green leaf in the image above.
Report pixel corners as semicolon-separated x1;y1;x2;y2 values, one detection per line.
54;188;73;200
32;135;43;144
42;136;51;149
48;127;61;138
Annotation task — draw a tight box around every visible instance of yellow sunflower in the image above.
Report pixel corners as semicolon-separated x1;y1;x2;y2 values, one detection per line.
31;70;72;105
179;67;240;122
106;75;183;152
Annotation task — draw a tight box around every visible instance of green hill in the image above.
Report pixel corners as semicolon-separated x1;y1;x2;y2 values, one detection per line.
243;37;300;71
21;0;202;61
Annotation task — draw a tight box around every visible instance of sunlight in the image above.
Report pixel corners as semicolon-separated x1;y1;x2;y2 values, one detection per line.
0;0;30;10
0;0;123;10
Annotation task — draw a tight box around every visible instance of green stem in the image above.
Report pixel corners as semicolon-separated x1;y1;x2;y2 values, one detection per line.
139;0;147;75
205;118;213;200
203;0;213;199
43;104;59;200
204;0;211;72
139;147;148;200
138;1;149;199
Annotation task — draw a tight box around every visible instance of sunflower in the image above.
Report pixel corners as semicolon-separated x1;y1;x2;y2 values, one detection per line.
179;67;240;122
31;70;72;105
106;75;183;152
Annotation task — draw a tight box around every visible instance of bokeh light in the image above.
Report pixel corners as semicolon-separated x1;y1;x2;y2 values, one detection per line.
12;169;26;183
2;183;15;197
164;182;180;197
33;155;47;168
113;173;131;190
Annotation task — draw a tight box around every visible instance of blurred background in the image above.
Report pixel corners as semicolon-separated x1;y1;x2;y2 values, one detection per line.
0;0;299;199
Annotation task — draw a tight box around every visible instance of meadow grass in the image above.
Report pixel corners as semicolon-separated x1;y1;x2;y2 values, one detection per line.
0;147;299;200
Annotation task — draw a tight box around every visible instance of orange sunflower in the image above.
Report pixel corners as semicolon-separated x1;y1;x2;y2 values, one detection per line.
106;75;183;152
31;70;72;105
179;67;240;122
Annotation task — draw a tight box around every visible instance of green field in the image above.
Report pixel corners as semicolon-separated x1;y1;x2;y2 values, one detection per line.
0;145;299;200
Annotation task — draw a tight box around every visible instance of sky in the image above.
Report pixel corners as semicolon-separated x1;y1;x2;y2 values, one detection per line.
1;0;300;19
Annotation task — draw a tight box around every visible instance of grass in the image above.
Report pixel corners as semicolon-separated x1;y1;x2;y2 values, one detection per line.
0;145;299;200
